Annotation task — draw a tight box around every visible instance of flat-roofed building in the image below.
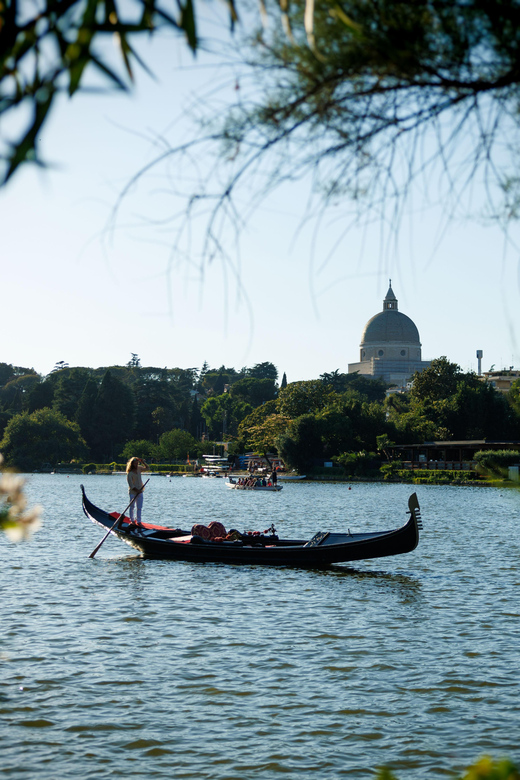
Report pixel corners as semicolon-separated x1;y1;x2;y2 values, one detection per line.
480;369;520;394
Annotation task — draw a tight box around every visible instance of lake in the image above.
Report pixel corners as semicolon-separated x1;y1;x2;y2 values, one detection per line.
1;475;519;779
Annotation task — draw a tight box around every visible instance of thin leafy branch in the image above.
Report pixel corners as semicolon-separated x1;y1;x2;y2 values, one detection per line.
105;5;520;290
0;0;232;183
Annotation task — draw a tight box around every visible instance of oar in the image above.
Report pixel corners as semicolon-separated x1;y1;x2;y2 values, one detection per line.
88;479;150;559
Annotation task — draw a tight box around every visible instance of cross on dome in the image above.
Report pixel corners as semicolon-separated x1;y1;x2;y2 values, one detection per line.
384;280;398;311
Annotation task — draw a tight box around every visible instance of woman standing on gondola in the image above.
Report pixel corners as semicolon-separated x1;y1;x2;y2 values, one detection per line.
126;457;148;525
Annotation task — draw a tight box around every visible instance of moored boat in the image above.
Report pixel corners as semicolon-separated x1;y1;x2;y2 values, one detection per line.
82;486;422;567
200;455;229;478
226;477;283;492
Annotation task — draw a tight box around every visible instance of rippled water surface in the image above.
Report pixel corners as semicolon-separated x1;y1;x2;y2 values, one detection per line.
1;475;520;778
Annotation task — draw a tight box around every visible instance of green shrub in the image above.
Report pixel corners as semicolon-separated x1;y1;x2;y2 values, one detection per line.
474;450;520;478
335;451;377;476
380;461;402;480
409;470;478;484
82;463;97;473
457;756;519;780
375;756;519;780
119;440;160;462
378;468;480;485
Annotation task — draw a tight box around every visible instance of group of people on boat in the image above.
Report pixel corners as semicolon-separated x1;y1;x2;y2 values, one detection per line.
231;469;278;488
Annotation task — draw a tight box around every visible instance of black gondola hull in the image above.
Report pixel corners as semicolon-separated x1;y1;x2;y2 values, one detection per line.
82;486;421;567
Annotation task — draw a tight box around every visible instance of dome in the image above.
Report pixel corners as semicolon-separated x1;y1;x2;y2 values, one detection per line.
361;310;420;346
360;282;421;346
348;281;429;388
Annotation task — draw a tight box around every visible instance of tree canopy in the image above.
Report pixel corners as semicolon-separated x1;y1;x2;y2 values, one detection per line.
387;357;520;442
230;376;277;406
410;357;466;404
5;0;520;233
1;357;519;469
209;0;520;224
158;429;203;460
0;407;88;470
106;0;520;266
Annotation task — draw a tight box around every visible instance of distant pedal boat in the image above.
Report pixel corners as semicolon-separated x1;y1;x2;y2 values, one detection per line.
82;486;422;567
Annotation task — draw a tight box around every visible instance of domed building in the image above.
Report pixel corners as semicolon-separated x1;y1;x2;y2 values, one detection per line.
348;282;430;389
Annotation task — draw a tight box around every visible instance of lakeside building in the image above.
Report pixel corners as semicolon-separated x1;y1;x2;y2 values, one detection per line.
388;440;520;471
348;282;430;390
479;369;520;394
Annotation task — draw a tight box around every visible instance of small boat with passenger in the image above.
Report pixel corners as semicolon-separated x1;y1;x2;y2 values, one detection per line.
82;486;422;567
226;476;283;492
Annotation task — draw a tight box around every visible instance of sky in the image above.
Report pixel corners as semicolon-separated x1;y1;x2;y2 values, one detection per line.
1;18;519;384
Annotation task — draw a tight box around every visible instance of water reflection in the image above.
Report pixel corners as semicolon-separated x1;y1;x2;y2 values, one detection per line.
91;555;154;598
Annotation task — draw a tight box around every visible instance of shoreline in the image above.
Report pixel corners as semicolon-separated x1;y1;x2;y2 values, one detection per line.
29;467;516;488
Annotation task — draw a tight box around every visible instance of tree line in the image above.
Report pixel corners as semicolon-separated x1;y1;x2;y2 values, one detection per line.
0;358;282;469
0;356;519;472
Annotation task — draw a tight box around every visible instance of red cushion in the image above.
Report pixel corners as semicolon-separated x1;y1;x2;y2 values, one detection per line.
191;523;211;539
208;521;226;538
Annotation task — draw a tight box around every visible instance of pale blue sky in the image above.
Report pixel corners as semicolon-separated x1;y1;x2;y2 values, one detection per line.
1;22;519;382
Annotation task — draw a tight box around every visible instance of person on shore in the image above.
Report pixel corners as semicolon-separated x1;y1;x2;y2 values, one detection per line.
126;457;148;525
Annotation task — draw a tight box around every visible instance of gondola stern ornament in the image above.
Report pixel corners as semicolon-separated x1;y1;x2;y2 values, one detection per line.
407;492;423;531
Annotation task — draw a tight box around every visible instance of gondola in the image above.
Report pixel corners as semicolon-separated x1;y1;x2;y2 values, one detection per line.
82;485;422;567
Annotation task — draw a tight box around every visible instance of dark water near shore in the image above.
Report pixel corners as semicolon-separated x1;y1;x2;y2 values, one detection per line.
1;475;519;778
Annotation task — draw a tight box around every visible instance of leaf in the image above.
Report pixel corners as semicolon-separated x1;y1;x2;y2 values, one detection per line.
68;49;93;95
118;36;155;80
227;0;239;30
328;6;363;35
66;0;97;95
3;84;55;184
117;32;135;82
139;0;155;29
87;52;129;90
303;0;315;48
303;0;325;59
279;0;294;42
179;0;197;52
